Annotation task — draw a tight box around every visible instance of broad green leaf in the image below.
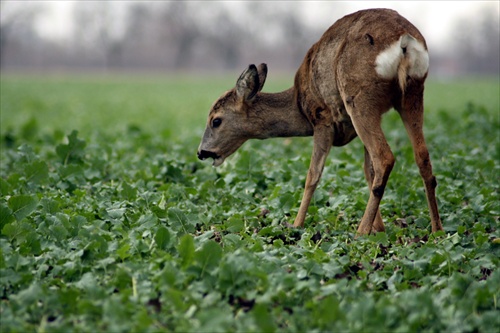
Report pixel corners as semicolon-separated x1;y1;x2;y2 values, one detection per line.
279;193;296;213
474;233;489;247
13;282;43;306
1;222;17;238
20;231;42;255
75;272;97;291
23;160;49;184
7;195;38;221
222;234;243;250
59;164;84;179
20;117;38;140
56;130;86;165
135;213;158;232
165;164;183;182
49;223;69;243
17;144;36;161
0;178;13;196
40;198;60;214
195;307;233;332
226;216;244;233
165;288;189;312
116;243;131;261
369;232;389;246
178;234;195;268
57;287;80;316
6;173;21;191
252;303;276;333
0;203;15;229
311;295;344;330
195;240;222;274
168;207;195;234
120;181;137;201
387;270;403;292
155;226;171;250
107;208;126;220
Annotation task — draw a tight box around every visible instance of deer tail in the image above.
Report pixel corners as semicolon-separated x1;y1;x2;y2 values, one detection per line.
375;33;429;94
397;34;429;93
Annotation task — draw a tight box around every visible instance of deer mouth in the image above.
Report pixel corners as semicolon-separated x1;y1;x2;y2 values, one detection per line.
197;150;225;167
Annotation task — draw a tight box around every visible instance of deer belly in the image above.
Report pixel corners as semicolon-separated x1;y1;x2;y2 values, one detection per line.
332;119;357;146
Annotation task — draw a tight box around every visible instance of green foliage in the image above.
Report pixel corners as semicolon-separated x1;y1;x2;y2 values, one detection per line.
56;130;86;165
0;75;499;332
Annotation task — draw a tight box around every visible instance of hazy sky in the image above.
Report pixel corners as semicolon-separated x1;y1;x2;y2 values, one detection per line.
25;1;500;49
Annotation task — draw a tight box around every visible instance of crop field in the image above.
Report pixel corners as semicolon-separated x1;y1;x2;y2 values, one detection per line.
0;73;499;332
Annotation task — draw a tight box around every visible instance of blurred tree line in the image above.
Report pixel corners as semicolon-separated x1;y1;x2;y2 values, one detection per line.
0;2;320;73
0;1;498;76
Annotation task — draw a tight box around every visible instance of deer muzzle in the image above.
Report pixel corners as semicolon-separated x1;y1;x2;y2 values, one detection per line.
197;149;225;167
197;149;219;160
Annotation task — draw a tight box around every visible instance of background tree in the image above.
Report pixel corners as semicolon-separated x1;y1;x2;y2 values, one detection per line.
0;2;498;76
71;2;127;70
0;1;43;69
453;8;499;75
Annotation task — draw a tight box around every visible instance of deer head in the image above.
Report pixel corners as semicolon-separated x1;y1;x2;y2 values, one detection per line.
197;63;268;166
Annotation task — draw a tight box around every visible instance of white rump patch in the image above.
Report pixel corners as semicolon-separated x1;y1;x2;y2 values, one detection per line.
375;39;403;78
404;35;429;78
375;34;429;79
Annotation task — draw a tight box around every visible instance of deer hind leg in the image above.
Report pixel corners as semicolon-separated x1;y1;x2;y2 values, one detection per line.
398;83;443;232
364;147;386;233
293;125;333;227
346;104;394;235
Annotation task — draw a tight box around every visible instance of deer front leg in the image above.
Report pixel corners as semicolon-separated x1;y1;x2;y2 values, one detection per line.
293;126;333;227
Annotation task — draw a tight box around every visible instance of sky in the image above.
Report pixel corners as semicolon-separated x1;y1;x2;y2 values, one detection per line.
19;1;500;49
303;1;498;46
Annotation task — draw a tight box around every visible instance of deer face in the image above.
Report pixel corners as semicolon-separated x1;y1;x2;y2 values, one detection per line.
197;90;249;166
197;64;268;167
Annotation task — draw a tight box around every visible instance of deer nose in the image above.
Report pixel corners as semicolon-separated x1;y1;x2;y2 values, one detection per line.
197;150;219;160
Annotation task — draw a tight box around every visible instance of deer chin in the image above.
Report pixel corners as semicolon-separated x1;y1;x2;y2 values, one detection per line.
212;156;225;167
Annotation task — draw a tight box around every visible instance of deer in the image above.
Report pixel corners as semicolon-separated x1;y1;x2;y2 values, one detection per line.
197;8;444;235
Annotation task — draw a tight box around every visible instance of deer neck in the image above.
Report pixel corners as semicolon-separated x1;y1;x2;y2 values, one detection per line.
252;88;313;139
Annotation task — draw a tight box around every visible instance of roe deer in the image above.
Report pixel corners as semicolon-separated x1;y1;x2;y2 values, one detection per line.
197;8;443;235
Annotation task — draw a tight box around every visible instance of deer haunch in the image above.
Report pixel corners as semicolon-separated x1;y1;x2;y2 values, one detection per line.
197;8;444;235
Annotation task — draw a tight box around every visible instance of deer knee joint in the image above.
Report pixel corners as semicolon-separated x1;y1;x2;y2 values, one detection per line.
416;150;430;167
385;154;396;170
429;175;437;189
372;184;385;198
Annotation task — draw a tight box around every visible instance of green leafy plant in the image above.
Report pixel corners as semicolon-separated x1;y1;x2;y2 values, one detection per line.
0;75;498;332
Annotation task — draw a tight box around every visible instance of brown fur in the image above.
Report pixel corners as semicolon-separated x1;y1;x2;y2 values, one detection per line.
198;9;443;235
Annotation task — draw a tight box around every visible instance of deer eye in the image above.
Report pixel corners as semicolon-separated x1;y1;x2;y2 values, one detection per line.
212;118;222;128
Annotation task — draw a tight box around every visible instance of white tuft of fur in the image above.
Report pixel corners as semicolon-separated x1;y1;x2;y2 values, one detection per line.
404;35;429;78
375;34;429;80
375;38;403;79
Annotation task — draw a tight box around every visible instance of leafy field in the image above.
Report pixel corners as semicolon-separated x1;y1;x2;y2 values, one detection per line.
1;74;499;332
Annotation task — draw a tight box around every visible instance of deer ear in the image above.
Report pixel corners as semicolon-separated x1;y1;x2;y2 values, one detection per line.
256;63;267;92
236;64;260;101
